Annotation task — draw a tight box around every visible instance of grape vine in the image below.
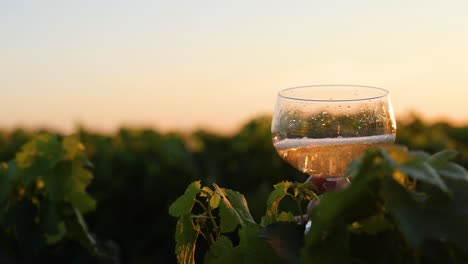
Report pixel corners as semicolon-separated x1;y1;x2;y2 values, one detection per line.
0;134;98;262
170;146;468;264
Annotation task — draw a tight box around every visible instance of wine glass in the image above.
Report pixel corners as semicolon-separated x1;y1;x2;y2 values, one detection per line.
271;85;396;193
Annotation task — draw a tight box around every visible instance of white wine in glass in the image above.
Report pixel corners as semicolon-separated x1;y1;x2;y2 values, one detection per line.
271;85;396;193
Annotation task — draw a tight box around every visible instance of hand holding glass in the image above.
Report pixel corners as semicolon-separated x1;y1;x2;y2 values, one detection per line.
271;85;396;192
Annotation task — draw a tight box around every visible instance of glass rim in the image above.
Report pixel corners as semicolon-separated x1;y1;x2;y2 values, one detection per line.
278;84;389;102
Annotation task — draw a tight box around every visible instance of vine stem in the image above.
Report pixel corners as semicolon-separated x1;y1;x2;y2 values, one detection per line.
194;199;220;239
285;193;306;224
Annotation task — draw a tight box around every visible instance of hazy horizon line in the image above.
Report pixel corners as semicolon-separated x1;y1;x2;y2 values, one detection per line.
1;112;467;136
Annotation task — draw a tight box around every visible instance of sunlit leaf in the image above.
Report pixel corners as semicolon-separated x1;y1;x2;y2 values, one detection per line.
214;184;255;233
62;135;86;160
224;189;255;224
15;134;64;185
200;186;213;198
169;181;201;217
261;181;292;226
293;187;299;198
392;169;407;187
175;215;199;264
381;145;410;165
69;160;93;193
273;181;292;192
209;192;221;209
0;134;99;258
275;212;296;222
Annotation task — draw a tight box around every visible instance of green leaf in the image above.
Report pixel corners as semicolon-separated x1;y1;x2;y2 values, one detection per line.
39;200;67;245
15;134;64;185
46;222;66;245
380;145;410;167
260;215;276;227
408;150;431;161
382;177;429;247
0;163;10;203
272;181;292;194
261;181;292;226
261;211;296;227
427;152;468;182
224;189;255;224
400;162;449;194
62;135;86;160
214;185;255;233
1;134;98;256
383;177;468;252
384;148;452;193
68;191;96;214
42;160;93;203
307;151;382;238
204;236;239;264
169;181;201;217
427;149;458;165
302;149;383;263
297;182;319;200
266;186;290;214
444;177;468;215
175;215;199;264
239;224;281;264
219;200;242;233
352;213;393;235
200;186;213;197
69;159;94;193
437;163;468;181
43;161;71;202
209;192;221;209
275;211;296;222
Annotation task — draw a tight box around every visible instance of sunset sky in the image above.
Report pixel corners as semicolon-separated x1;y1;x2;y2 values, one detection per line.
2;0;468;133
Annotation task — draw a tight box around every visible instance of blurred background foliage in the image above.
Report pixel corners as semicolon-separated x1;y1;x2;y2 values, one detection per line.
0;114;467;263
